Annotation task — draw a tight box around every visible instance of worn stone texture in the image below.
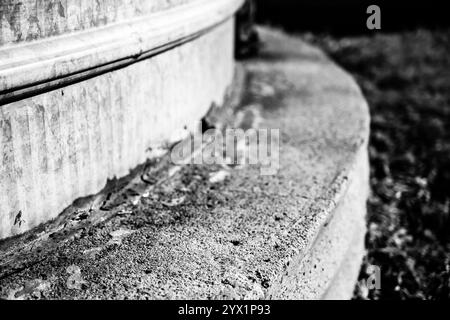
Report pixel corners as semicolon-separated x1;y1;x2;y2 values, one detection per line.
0;19;234;239
269;148;369;299
0;0;195;46
0;0;244;101
0;28;369;299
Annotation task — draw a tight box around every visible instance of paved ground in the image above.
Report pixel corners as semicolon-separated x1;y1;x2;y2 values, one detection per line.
0;28;369;300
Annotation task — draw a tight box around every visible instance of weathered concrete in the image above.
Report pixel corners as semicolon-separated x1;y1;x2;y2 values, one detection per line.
0;28;370;299
0;18;236;239
0;0;196;46
0;0;244;101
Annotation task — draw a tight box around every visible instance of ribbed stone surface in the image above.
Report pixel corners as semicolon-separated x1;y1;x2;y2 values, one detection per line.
0;0;195;46
0;19;234;239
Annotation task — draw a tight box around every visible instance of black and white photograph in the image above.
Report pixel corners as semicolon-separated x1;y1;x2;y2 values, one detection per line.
0;0;449;309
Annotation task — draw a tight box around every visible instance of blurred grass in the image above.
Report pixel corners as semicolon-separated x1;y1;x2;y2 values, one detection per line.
302;29;450;299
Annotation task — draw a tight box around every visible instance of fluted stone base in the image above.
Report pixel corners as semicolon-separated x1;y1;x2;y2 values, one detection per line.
0;0;243;239
0;27;369;300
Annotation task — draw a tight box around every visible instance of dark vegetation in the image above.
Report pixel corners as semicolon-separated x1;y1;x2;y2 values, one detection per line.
255;1;450;299
255;0;449;35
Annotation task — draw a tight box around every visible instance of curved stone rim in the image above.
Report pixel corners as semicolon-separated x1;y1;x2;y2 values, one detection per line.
0;0;244;104
0;27;370;300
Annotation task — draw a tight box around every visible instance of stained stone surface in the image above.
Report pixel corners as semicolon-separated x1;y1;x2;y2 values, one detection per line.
0;28;369;299
0;0;194;46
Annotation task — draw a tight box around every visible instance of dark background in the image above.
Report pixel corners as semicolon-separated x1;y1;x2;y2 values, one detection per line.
255;0;449;34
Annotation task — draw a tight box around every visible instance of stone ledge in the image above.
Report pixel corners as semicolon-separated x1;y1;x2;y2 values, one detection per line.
0;27;370;300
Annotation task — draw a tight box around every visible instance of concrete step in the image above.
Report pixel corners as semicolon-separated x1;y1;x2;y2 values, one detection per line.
0;27;370;300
